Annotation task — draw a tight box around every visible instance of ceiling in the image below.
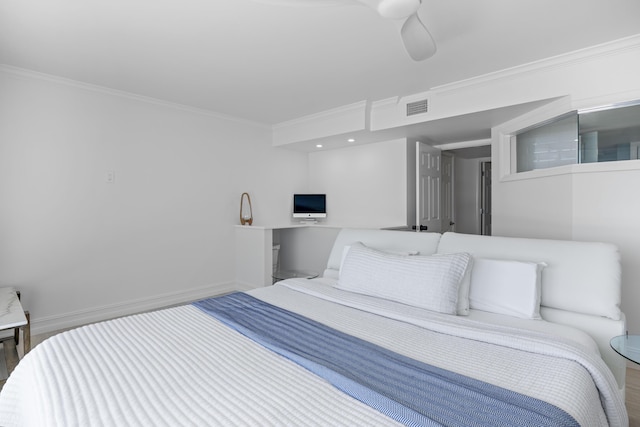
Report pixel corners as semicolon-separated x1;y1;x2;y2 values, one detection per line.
2;0;640;127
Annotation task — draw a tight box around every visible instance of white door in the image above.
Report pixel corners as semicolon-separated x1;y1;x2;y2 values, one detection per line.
441;153;455;232
416;142;442;233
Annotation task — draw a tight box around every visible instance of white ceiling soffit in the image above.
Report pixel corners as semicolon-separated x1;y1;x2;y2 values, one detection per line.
1;0;640;124
285;99;555;152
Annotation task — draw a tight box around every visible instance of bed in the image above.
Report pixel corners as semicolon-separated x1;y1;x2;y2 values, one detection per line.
0;229;629;426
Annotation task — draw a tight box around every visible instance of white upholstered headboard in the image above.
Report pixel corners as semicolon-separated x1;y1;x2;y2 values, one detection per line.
437;232;622;320
323;228;627;391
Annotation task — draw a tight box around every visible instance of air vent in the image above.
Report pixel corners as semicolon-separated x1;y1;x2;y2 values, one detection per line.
406;99;428;116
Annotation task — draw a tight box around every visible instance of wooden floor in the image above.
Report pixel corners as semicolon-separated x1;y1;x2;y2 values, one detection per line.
0;330;53;391
1;334;640;425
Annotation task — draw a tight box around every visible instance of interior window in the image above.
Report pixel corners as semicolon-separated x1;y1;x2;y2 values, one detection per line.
579;103;640;163
512;101;640;173
513;112;578;173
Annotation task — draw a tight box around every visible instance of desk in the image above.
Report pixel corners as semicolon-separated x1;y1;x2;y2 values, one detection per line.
235;225;340;288
610;334;640;365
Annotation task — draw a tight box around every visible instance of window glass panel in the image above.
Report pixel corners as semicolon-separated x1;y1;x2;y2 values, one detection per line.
514;113;578;173
578;103;640;164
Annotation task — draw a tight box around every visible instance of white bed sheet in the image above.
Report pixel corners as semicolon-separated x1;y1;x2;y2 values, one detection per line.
465;309;601;354
0;279;627;427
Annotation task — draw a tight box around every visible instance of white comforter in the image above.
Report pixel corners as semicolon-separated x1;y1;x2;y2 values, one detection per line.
0;280;628;426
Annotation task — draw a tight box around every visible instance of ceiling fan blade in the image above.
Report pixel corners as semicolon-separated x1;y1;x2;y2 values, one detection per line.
353;0;420;19
377;0;421;19
400;12;436;61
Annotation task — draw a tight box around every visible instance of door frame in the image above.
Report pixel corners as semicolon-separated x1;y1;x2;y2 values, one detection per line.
415;141;442;233
441;152;455;232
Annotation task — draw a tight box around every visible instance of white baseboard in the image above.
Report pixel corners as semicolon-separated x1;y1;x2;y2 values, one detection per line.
30;281;240;336
234;281;266;292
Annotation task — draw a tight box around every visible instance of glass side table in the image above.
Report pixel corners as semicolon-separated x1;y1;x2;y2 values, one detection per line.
272;269;319;284
610;334;640;365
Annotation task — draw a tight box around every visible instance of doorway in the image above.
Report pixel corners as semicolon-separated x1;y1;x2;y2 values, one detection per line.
441;145;491;235
412;141;490;235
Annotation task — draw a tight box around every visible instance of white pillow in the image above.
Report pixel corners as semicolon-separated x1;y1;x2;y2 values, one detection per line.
339;243;419;277
340;243;472;316
456;259;473;316
335;243;471;315
469;258;546;319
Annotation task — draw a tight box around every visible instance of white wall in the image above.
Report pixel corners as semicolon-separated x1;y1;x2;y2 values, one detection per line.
493;173;575;240
572;166;640;335
0;69;308;333
308;139;408;229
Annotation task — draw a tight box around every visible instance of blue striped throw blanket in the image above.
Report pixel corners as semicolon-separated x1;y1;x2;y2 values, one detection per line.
193;293;579;427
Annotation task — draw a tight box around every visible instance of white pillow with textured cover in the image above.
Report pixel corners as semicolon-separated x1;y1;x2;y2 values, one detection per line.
469;258;546;319
340;243;472;316
456;261;473;316
339;244;419;277
335;243;471;315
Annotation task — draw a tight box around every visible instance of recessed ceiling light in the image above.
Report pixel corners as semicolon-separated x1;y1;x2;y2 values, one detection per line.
316;144;323;148
347;138;355;143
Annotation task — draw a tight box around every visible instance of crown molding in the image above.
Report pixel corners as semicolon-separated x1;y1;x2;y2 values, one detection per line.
0;64;270;129
431;34;640;95
272;100;368;130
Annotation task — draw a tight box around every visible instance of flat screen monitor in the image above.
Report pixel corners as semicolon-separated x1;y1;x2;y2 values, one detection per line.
293;194;326;219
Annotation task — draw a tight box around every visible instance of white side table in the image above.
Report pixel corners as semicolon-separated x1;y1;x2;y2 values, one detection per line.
0;288;31;357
